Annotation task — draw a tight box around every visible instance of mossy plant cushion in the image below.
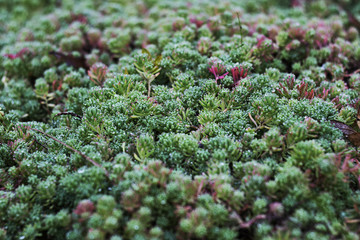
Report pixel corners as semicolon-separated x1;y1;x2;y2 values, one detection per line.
1;0;360;239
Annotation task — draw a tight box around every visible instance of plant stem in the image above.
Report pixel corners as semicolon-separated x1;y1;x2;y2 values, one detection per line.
148;80;151;97
29;127;109;177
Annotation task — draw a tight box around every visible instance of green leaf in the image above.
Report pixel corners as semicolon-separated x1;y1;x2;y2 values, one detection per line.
142;48;151;57
154;55;162;65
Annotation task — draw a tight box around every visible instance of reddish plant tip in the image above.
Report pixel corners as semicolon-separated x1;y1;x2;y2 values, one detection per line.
256;35;267;48
208;60;228;82
3;48;30;59
190;17;204;28
209;66;229;81
70;13;88;24
269;202;284;217
74;200;95;215
231;66;248;86
88;62;108;87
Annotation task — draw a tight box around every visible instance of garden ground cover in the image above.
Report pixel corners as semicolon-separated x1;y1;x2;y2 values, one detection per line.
1;0;360;239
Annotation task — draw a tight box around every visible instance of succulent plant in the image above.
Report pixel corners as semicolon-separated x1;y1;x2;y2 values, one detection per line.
1;0;360;239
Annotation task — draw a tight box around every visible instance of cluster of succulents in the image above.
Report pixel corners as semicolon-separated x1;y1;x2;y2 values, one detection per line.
1;0;360;239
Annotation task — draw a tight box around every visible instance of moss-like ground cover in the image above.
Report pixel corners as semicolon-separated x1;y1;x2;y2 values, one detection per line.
1;0;360;239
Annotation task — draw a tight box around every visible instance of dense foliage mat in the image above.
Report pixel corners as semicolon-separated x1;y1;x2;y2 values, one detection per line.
1;0;360;239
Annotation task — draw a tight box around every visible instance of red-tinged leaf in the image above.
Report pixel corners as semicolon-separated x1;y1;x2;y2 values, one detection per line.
275;88;282;96
4;53;17;59
307;89;314;100
218;72;229;80
4;48;30;59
